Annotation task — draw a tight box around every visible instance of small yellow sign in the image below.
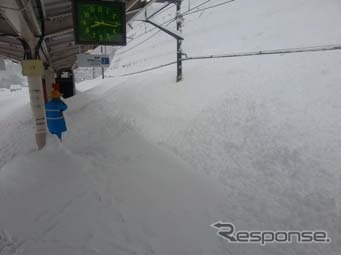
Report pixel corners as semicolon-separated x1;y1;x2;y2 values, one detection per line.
21;60;44;76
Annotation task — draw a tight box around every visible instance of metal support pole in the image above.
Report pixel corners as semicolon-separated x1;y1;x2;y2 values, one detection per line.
27;76;47;149
101;46;104;79
138;1;184;81
20;39;47;149
176;0;183;82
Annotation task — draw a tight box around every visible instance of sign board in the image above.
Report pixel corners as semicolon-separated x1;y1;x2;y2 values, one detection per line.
77;53;110;67
0;57;5;71
73;0;126;45
21;60;44;76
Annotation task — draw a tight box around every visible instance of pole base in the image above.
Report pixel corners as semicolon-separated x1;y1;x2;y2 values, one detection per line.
35;132;46;150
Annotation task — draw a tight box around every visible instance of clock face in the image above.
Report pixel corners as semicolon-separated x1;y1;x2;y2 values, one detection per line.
73;0;126;45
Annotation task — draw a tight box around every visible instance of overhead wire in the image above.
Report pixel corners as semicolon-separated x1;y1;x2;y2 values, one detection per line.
127;0;214;43
117;0;220;55
184;0;236;16
107;43;341;77
185;44;341;60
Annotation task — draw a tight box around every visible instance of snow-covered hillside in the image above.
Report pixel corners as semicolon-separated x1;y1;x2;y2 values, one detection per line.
1;0;341;254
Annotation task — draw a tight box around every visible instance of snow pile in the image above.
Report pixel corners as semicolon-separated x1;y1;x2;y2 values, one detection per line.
0;87;34;170
0;60;26;89
74;55;341;254
0;88;29;120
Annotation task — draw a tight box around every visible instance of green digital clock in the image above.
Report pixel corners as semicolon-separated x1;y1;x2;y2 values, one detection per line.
73;0;126;45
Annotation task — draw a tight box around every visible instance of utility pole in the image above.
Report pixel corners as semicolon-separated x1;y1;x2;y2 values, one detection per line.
176;0;183;82
141;1;184;82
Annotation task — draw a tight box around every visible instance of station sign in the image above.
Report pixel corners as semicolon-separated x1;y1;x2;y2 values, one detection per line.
77;53;110;67
73;0;126;45
21;60;44;76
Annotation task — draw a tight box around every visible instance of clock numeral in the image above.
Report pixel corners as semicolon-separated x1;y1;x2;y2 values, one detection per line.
85;27;90;33
84;12;90;18
98;6;103;13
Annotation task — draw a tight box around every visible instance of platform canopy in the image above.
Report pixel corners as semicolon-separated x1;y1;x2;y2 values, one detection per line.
0;0;166;71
